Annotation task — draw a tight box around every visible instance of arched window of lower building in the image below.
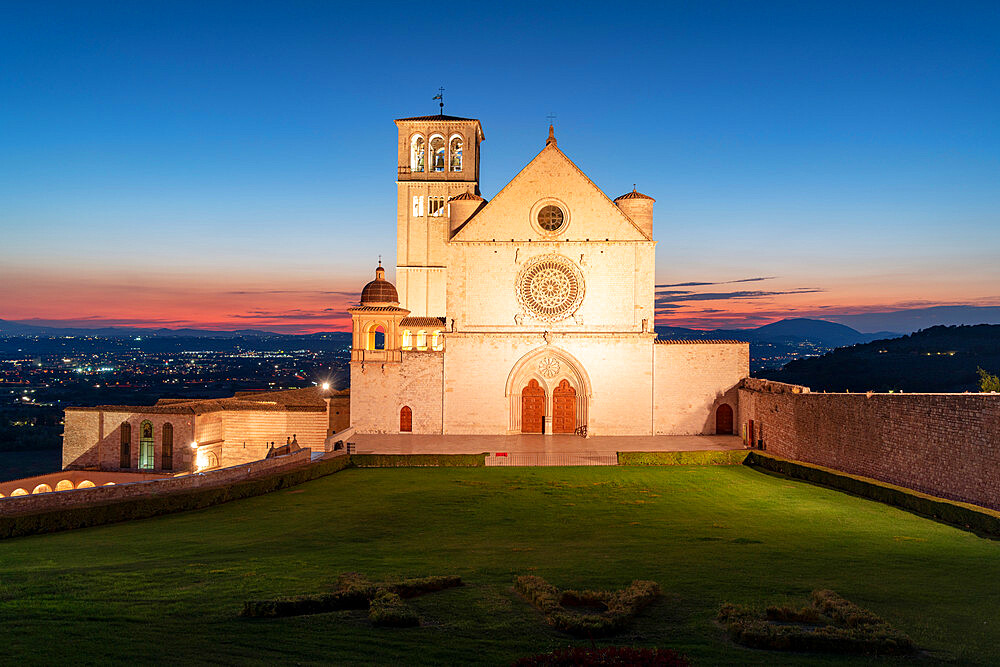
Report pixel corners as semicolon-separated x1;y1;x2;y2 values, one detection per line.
55;479;74;491
367;324;387;351
716;404;734;435
416;330;427;350
32;483;52;494
77;480;95;489
139;420;155;470
431;330;443;351
401;330;412;350
400;406;412;432
119;422;131;468
205;452;219;469
11;488;28;496
162;422;174;470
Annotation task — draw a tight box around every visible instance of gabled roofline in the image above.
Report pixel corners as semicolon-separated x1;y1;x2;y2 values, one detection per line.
451;141;651;241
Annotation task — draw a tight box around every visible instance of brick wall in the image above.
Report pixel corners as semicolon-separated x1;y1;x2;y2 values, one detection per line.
739;379;1000;510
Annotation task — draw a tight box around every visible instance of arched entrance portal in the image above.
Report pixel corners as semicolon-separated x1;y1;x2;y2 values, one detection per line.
506;346;591;434
521;380;545;433
716;403;734;435
552;380;576;433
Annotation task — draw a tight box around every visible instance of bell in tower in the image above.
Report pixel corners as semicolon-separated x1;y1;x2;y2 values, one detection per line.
393;108;485;318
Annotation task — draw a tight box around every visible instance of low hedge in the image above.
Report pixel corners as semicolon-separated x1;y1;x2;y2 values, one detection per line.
617;450;749;466
718;590;915;656
241;573;462;619
350;453;486;467
514;575;660;637
513;646;690;666
0;455;351;540
744;451;1000;539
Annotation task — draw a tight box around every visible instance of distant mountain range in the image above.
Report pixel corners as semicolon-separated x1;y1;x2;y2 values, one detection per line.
1;316;891;348
828;305;1000;334
0;319;295;338
759;324;1000;392
656;317;898;348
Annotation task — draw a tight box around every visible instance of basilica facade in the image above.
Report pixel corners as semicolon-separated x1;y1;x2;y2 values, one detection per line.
348;113;748;436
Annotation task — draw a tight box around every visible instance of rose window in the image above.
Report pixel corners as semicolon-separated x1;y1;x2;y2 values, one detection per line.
516;255;584;321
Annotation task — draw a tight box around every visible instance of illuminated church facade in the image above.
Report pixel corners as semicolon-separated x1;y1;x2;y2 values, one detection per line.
348;113;748;436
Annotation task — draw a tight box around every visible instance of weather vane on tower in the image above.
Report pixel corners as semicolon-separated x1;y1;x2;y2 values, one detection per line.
433;87;445;115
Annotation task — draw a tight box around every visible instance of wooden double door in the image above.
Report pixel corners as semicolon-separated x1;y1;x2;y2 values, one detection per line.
521;379;577;434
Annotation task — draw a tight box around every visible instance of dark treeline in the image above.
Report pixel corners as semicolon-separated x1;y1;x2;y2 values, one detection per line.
760;325;1000;392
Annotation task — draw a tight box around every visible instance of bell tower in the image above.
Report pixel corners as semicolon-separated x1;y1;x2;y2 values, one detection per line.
394;112;485;318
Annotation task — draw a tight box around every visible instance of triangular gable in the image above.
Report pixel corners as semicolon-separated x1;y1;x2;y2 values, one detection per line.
451;143;651;242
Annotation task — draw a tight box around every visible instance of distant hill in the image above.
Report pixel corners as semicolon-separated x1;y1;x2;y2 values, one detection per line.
655;318;900;371
0;319;345;339
656;317;893;346
830;305;1000;334
759;324;1000;392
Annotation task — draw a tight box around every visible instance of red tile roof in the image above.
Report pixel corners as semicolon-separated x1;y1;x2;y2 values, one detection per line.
614;187;655;202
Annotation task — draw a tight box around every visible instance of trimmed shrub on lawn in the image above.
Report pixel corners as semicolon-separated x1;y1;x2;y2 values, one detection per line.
368;591;419;627
240;573;462;621
514;575;660;637
617;451;748;466
718;590;915;656
744;452;1000;538
350;454;486;467
513;646;690;666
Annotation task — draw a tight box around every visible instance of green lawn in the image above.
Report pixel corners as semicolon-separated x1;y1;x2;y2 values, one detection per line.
1;466;997;665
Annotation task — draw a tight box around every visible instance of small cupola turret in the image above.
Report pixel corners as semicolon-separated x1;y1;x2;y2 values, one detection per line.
359;260;399;306
448;190;486;234
614;186;655;239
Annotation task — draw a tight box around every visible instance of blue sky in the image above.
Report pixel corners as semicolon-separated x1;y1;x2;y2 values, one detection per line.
1;1;998;332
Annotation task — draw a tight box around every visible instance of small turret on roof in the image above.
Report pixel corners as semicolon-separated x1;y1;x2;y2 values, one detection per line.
614;186;655;202
359;260;399;305
613;185;655;239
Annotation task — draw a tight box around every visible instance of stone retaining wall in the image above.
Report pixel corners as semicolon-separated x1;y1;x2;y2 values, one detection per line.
0;448;319;517
739;379;1000;510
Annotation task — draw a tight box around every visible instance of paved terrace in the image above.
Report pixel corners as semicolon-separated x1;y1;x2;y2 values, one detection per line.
351;434;745;466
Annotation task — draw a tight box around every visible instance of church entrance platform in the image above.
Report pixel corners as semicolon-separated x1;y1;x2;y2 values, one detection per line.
350;434;744;466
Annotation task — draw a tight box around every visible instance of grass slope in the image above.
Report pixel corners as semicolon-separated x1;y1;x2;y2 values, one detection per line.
1;466;998;665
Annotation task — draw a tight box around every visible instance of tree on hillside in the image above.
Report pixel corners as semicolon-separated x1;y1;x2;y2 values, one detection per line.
978;367;1000;392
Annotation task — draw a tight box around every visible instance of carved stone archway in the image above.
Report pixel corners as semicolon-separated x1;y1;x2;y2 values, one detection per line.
506;346;591;434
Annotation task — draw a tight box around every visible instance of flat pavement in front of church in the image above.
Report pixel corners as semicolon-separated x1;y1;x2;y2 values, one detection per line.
351;433;743;455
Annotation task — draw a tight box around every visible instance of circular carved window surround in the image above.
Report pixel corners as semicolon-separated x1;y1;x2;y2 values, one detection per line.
528;198;570;236
515;254;585;322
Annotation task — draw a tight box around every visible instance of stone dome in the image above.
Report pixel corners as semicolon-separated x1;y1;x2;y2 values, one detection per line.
360;262;399;304
614;186;655;202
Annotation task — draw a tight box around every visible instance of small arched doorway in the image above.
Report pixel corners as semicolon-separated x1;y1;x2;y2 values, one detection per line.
716;404;734;435
521;380;545;433
400;406;412;432
552;379;577;433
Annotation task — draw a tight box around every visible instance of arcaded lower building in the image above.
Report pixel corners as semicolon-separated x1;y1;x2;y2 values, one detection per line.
348;113;749;436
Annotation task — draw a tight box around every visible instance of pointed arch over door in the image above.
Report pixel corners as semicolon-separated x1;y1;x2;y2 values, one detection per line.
400;406;412;432
716;403;734;435
521;380;545;433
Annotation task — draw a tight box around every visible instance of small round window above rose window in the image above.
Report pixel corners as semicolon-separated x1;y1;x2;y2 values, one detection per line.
537;205;564;232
